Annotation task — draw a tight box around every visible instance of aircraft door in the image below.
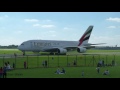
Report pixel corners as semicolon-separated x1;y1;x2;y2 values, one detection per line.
30;42;34;49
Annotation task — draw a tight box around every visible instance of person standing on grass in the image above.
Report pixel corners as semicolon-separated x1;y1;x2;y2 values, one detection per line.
102;60;104;67
24;61;27;69
73;60;76;66
42;60;45;67
81;71;84;77
0;67;3;78
45;60;47;67
3;66;7;78
112;60;115;66
14;53;17;57
13;62;15;69
96;67;100;73
52;57;54;60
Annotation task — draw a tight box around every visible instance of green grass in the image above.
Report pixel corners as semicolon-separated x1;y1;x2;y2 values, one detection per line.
6;66;120;78
0;49;120;78
1;49;120;54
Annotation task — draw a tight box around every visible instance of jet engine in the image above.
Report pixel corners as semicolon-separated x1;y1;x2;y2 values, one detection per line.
77;47;86;53
57;48;67;54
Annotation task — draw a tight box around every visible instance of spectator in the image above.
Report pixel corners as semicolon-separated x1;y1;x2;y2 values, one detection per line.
81;71;84;77
103;70;109;75
98;60;102;67
13;62;15;69
52;57;54;60
14;53;17;57
96;67;100;73
68;63;70;66
112;60;115;66
73;60;76;66
45;60;47;67
4;62;7;67
61;68;65;74
55;68;60;74
3;66;7;78
0;67;3;78
102;60;104;67
23;52;25;56
6;63;11;70
42;61;45;67
24;61;27;69
97;63;100;67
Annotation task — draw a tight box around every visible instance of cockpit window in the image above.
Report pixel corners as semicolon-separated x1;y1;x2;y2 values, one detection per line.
21;44;24;45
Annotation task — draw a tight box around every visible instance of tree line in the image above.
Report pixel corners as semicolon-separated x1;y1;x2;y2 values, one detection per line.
0;45;18;49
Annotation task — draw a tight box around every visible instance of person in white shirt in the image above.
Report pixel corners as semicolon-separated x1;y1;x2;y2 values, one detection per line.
103;70;109;75
81;71;84;76
55;68;61;74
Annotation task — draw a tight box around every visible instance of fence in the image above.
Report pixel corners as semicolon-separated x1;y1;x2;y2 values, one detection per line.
0;54;118;69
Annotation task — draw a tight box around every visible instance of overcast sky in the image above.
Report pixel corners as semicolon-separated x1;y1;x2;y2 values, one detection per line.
0;12;120;46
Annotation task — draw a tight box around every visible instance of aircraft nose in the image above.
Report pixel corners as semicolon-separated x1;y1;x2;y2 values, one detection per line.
17;45;22;50
17;46;20;50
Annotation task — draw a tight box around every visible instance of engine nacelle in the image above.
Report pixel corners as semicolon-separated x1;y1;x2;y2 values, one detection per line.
77;47;86;53
58;48;67;54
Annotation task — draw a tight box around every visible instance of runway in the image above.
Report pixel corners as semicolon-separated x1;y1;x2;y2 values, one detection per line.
0;51;120;58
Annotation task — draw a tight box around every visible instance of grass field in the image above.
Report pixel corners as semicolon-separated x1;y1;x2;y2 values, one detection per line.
0;49;120;78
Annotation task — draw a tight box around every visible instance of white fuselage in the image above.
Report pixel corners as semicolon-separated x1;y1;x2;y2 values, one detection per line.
17;26;95;53
18;40;79;52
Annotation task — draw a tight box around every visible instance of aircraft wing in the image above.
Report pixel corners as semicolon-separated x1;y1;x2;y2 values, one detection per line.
84;43;106;46
42;43;106;52
42;46;78;52
43;45;96;52
42;47;60;52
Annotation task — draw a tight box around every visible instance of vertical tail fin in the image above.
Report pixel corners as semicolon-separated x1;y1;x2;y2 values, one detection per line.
78;25;93;46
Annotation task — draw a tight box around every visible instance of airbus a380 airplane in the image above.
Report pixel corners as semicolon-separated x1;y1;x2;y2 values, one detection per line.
18;25;104;55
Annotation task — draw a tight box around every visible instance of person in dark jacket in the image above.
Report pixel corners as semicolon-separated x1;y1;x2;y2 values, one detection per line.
0;67;3;78
3;66;7;78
